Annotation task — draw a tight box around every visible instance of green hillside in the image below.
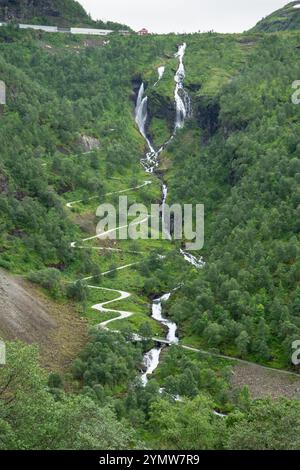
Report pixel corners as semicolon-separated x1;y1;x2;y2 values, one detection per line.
0;0;90;24
252;1;300;32
0;0;129;29
0;3;300;452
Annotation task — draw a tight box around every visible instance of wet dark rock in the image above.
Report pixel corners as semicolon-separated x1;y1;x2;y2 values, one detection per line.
147;90;175;130
195;96;220;141
0;173;8;193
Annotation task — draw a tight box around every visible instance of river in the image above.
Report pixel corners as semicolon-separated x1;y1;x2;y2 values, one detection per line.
135;43;200;385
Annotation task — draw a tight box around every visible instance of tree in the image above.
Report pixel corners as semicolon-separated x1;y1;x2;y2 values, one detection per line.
28;268;62;298
138;322;153;340
235;331;250;358
203;323;225;348
48;372;63;390
67;280;88;302
149;395;224;450
225;398;300;450
0;342;140;450
107;264;118;279
91;264;102;284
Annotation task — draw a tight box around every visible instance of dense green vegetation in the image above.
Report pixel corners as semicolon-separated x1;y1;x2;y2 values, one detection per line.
2;339;300;450
166;33;300;368
0;342;139;449
0;0;300;450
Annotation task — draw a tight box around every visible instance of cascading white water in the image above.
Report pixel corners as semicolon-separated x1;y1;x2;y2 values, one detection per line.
136;44;202;386
135;82;145;113
154;66;165;86
141;292;179;386
135;44;191;172
174;43;192;130
135;83;149;140
180;249;205;269
158;66;165;80
162;184;172;241
135;83;160;173
141;347;162;386
152;293;179;344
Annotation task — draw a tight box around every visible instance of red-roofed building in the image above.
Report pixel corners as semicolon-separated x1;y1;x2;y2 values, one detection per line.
138;28;149;36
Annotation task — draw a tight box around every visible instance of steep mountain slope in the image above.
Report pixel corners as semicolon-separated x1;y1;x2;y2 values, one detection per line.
165;33;300;368
1;5;300;450
252;1;300;32
0;0;89;25
1;22;299;369
0;0;130;29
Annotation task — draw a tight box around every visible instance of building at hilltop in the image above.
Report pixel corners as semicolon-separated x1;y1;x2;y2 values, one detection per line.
138;28;149;36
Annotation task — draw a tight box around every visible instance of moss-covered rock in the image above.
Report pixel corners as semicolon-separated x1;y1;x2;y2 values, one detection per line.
252;1;300;33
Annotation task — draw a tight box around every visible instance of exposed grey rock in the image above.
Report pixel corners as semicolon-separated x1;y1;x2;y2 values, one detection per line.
78;135;101;152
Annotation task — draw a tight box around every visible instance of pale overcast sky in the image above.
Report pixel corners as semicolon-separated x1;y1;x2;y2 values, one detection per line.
78;0;290;33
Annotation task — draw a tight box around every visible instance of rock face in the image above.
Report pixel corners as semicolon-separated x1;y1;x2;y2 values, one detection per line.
78;135;101;152
147;90;176;131
0;0;90;26
0;268;87;371
195;96;220;142
148;91;176;128
251;1;300;33
0;173;8;193
0;268;57;343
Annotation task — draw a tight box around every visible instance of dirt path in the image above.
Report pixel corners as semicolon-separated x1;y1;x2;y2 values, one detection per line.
182;345;300;379
89;285;133;328
68;181;151;332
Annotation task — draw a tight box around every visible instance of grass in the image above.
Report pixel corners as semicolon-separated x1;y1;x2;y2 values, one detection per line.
58;156;176;336
149;117;172;149
0;27;278;379
183;33;257;97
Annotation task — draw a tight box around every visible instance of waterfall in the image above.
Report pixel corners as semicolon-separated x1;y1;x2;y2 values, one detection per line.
135;44;203;389
154;66;165;86
174;43;192;130
135;83;160;173
158;66;165;80
135;82;144;112
141;347;162;386
135;43;191;171
162;184;172;241
180;249;205;269
152;293;179;344
135;83;148;140
141;292;179;386
135;43;192;172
